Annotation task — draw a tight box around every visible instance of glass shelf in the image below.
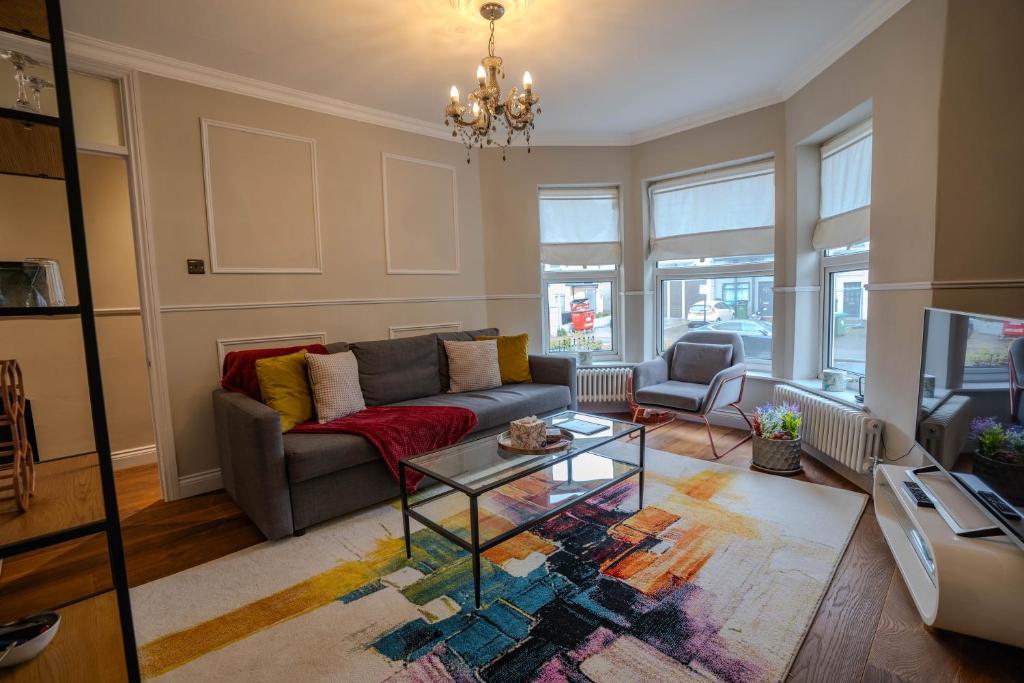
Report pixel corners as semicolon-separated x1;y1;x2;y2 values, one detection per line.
0;452;106;559
0;107;60;127
0;306;79;317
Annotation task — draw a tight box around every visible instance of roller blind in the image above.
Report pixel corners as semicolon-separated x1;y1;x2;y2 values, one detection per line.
539;187;621;266
649;160;775;261
814;120;872;250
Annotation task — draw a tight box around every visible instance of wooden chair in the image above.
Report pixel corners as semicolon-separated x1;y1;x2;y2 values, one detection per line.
0;359;35;512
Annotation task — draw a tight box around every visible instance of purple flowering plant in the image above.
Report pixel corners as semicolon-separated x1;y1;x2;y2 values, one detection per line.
752;403;802;441
971;416;1024;464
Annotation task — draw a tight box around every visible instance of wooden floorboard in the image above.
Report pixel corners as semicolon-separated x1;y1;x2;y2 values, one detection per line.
1;421;1021;679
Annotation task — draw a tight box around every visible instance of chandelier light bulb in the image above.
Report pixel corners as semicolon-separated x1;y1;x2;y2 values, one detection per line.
476;64;486;84
450;85;460;103
523;71;532;91
472;101;480;116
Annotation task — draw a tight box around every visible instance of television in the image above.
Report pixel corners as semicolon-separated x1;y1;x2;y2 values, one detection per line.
914;308;1024;549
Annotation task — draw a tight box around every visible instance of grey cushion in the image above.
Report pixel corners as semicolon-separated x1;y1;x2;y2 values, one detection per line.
325;341;349;354
670;342;733;385
391;383;571;433
437;328;499;391
635;380;708;412
284;432;382;484
349;334;441;406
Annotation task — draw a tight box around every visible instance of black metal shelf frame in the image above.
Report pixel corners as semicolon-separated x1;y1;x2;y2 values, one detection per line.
0;3;143;679
0;305;79;317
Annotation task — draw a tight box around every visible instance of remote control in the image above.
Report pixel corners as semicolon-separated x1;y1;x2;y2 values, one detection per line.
903;481;934;508
976;490;1022;521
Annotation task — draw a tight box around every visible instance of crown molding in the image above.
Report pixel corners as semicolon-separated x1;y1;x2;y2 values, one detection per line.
45;0;909;151
63;32;456;142
776;0;912;99
629;91;784;146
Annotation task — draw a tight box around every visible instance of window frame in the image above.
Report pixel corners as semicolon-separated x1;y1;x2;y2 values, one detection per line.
655;260;774;372
541;270;621;359
538;184;623;360
820;253;869;378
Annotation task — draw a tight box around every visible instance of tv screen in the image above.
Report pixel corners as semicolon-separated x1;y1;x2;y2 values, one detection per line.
917;308;1024;547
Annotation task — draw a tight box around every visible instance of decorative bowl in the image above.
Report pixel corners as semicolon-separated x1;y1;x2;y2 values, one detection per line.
0;612;61;668
497;428;575;455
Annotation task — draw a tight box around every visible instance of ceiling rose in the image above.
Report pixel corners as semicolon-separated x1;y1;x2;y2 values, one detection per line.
444;1;540;162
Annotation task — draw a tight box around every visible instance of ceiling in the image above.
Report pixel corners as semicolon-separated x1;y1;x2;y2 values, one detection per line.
61;0;907;144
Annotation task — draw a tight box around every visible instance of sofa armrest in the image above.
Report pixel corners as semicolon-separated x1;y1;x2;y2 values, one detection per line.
212;389;293;539
632;357;669;396
703;363;747;414
529;354;577;410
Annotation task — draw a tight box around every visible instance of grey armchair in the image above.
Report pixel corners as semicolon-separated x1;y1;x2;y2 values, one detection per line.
631;330;752;458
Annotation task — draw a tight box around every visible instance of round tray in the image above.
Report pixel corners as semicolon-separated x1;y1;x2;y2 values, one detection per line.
497;428;575;455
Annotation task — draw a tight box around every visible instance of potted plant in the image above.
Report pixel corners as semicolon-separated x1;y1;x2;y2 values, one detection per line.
970;417;1024;504
750;403;803;475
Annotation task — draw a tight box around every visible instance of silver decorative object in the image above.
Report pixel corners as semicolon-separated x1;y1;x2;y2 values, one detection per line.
27;75;53;113
0;50;40;112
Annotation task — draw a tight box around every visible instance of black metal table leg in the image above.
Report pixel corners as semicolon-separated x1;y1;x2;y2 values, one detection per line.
470;495;481;608
639;426;646;509
400;461;411;559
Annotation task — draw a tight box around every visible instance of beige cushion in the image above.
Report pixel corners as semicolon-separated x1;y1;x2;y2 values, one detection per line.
306;351;365;423
443;340;502;393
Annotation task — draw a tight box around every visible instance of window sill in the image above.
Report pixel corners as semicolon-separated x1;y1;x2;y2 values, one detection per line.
787;378;865;410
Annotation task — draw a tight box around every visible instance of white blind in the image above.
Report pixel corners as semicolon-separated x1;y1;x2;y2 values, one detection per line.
814;120;872;250
649;160;775;261
539;187;621;266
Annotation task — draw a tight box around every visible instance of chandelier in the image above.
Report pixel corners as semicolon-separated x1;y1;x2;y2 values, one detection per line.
444;2;540;162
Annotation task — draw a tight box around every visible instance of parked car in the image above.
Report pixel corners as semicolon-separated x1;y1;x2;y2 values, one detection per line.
701;319;773;361
687;300;735;323
1001;321;1024;339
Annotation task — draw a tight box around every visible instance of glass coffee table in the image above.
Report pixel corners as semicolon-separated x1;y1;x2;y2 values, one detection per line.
399;411;644;608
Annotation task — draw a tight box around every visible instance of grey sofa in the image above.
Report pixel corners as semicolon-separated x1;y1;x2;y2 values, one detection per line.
212;328;577;539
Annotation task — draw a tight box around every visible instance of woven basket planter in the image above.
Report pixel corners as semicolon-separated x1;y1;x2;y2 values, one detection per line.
751;434;803;476
973;452;1024;505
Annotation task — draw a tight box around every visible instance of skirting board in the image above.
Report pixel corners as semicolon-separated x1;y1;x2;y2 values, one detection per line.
178;468;224;498
112;444;157;471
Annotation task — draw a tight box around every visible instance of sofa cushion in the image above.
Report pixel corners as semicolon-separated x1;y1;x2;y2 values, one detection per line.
349;334;441;406
444;340;502;393
325;341;349;354
670;342;733;385
438;328;499;391
254;350;315;432
391;383;572;433
635;380;707;412
306;350;365;423
474;334;532;384
285;432;381;484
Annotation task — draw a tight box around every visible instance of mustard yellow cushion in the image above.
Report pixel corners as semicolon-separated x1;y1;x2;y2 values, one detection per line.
255;350;314;432
474;334;532;384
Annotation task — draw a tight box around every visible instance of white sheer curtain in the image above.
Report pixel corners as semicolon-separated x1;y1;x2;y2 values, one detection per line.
813;120;872;250
649;161;775;261
539;187;621;266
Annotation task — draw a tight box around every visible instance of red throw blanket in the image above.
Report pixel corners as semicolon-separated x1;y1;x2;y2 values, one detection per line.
290;406;478;492
221;344;328;401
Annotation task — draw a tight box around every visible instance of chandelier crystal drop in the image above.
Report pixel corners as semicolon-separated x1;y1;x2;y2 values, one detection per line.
444;2;540;163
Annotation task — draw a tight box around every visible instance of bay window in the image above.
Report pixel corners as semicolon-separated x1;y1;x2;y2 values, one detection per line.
650;160;775;371
539;187;621;357
815;120;872;377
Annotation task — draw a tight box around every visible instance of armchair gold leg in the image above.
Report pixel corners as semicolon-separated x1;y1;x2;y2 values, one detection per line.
702;403;753;459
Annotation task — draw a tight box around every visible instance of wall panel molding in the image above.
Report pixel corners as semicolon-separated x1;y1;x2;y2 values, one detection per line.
161;293;539;314
388;322;462;339
201;118;323;274
381;153;460;275
215;331;328;373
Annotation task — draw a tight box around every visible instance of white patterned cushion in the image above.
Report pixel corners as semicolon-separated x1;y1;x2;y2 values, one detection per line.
305;351;365;423
443;340;502;393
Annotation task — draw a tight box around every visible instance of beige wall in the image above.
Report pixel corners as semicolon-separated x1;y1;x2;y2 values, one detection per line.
932;0;1024;319
0;154;154;458
136;74;492;478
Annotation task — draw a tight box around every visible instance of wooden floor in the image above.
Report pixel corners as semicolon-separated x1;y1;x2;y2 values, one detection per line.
2;420;1021;681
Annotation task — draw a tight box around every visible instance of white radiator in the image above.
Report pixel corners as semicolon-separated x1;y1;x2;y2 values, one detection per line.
773;384;882;473
577;365;633;404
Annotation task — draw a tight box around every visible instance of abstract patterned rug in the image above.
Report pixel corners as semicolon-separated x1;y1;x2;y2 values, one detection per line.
131;448;865;682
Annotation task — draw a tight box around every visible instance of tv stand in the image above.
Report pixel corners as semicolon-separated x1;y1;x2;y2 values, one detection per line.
874;464;1024;648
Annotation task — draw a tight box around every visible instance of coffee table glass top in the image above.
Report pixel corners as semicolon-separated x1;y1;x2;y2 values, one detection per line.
405;411;641;496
